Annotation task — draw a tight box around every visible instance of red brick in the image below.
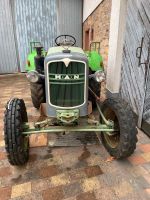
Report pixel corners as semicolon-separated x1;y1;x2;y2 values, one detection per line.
139;144;150;153
83;0;111;66
0;151;6;160
30;134;47;147
0;187;11;200
63;182;82;198
143;175;150;184
39;165;60;178
52;148;67;156
42;186;64;200
0;167;11;177
0;135;4;141
84;165;103;178
128;155;146;165
68;168;86;181
0;123;4;130
76;192;96;200
31;179;49;192
29;154;37;162
145;188;150;196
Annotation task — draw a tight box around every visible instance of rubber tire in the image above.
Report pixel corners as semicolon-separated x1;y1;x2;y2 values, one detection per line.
4;98;29;166
30;82;45;109
89;77;101;107
100;98;138;159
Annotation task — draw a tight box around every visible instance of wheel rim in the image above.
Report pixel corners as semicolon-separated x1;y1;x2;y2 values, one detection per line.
103;108;120;148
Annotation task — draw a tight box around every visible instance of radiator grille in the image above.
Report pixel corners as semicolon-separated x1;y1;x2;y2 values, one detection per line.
48;61;85;107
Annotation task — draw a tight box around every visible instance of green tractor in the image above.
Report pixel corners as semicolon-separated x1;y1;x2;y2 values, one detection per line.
4;35;137;166
26;40;104;109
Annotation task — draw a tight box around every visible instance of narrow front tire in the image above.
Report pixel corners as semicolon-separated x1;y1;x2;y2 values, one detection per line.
4;98;29;166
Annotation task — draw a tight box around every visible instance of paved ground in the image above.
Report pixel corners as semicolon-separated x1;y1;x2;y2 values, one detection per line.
0;74;150;200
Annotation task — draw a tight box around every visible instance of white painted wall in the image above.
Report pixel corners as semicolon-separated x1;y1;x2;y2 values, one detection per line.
106;0;128;94
83;0;103;22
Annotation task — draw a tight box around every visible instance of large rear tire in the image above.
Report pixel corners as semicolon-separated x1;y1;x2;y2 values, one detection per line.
4;98;29;166
99;98;138;159
30;83;45;109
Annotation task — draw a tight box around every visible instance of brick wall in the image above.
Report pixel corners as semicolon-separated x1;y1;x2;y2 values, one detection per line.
83;0;112;66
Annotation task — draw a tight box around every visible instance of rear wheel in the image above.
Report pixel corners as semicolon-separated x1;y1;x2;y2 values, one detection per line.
30;82;45;109
99;98;138;159
4;98;29;165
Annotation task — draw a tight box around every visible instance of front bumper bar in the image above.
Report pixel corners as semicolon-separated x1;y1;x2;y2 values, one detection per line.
22;124;117;136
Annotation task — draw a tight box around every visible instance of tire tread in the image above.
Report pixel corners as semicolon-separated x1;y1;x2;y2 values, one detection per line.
100;97;138;159
30;83;45;109
4;98;29;165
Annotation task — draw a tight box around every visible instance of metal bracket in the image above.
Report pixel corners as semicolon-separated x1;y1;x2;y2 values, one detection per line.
136;36;150;68
30;41;42;53
90;42;101;54
137;35;150;128
56;109;79;124
96;102;114;127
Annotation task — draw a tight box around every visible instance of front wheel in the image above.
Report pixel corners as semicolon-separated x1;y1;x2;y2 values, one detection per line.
4;98;29;165
30;82;45;109
99;98;138;159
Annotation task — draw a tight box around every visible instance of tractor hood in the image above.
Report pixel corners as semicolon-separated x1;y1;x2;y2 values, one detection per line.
45;46;88;64
44;46;89;117
47;46;85;56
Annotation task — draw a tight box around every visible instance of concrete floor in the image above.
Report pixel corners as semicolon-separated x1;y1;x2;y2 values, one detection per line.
0;74;150;200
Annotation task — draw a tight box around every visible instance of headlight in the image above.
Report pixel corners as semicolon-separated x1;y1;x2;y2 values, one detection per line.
95;70;106;83
26;71;39;83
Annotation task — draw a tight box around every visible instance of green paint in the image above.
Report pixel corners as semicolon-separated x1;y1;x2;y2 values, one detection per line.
96;102;114;127
22;124;117;135
25;41;46;72
25;42;104;73
86;51;104;71
56;109;79;123
25;50;37;72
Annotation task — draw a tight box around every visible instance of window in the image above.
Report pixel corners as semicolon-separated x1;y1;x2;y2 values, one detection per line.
85;29;90;51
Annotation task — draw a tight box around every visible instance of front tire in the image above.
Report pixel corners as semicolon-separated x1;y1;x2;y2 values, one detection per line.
99;98;138;159
4;98;29;165
30;82;45;109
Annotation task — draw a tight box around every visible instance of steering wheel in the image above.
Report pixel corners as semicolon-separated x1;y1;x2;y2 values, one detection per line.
55;35;76;46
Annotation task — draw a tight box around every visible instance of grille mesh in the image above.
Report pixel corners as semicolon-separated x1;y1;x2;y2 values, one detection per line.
49;61;85;107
